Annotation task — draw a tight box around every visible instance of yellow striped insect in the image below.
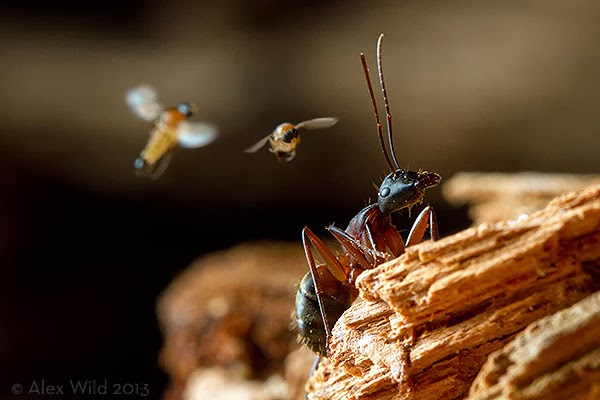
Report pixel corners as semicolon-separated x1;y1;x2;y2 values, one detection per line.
126;84;218;179
244;118;338;162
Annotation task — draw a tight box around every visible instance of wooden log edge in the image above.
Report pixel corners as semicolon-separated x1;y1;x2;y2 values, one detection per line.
306;183;600;400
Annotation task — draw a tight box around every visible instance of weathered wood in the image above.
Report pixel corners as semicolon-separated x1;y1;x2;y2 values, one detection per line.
468;291;600;400
157;242;309;399
183;367;290;400
307;184;600;400
443;172;600;224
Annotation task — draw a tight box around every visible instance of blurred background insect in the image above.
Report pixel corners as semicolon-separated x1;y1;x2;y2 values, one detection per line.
294;34;441;374
243;117;338;162
126;84;218;179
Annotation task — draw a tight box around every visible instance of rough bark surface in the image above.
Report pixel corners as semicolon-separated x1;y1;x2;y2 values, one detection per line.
307;183;600;400
443;172;600;224
468;291;600;400
156;242;310;400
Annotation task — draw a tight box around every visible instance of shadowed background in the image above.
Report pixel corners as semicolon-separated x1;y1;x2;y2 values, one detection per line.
1;0;598;398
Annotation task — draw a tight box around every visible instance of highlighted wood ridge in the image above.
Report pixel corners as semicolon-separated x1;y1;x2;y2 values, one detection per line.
469;291;600;400
442;172;600;224
307;184;600;400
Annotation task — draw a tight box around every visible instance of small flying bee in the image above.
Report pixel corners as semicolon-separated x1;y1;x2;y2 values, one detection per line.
126;84;218;179
243;117;338;162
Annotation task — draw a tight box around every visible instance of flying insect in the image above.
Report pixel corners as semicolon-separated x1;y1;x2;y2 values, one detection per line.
244;117;338;162
126;84;218;179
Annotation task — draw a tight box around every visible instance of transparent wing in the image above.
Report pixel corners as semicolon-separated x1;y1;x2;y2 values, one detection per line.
176;121;218;149
125;84;162;122
148;153;173;180
134;152;173;180
243;134;272;153
295;117;339;130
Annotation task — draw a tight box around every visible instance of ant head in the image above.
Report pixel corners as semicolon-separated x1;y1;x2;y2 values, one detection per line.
378;169;441;214
362;34;442;214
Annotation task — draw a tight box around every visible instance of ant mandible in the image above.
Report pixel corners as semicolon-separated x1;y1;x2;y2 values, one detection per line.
294;33;442;368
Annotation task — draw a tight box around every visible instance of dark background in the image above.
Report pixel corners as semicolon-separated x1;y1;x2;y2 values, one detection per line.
1;1;599;398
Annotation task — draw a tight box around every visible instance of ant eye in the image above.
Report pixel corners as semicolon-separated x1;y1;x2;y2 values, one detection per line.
380;187;391;197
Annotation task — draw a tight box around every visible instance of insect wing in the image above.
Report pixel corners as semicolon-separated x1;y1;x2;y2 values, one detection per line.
243;134;272;153
176;121;218;149
147;152;173;180
295;117;339;130
134;152;173;180
126;84;162;122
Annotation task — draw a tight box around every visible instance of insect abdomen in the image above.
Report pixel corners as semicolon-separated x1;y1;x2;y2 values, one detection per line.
295;272;351;356
141;127;177;165
281;128;299;143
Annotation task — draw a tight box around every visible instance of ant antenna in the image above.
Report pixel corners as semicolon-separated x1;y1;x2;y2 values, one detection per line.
361;51;397;176
377;33;401;171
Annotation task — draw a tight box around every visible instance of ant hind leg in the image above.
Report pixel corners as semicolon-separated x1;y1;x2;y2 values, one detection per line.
301;227;352;353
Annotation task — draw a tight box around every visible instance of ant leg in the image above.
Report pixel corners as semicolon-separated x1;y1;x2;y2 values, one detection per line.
361;222;405;259
303;227;348;283
302;227;351;350
310;355;321;375
383;225;405;257
328;224;390;269
304;355;321;399
363;223;379;252
429;207;439;241
405;206;438;247
327;225;374;267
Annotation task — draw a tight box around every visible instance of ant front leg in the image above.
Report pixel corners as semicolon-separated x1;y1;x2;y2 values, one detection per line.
382;224;406;258
301;227;355;355
327;225;379;269
406;205;439;247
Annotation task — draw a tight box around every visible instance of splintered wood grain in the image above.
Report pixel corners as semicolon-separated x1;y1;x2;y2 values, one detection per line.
307;183;600;400
308;357;400;400
443;172;600;224
468;291;600;400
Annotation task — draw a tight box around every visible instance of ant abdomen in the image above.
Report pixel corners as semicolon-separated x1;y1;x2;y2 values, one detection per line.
295;271;352;356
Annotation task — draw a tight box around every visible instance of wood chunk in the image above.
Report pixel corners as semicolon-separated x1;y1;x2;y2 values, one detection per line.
307;183;600;400
443;172;600;224
183;367;290;400
468;291;600;400
308;357;400;400
157;242;308;398
284;348;319;400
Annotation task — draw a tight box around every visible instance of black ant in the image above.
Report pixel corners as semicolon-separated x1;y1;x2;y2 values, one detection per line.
294;33;441;376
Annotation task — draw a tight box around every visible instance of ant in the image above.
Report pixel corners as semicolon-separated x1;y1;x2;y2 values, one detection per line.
294;33;441;375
